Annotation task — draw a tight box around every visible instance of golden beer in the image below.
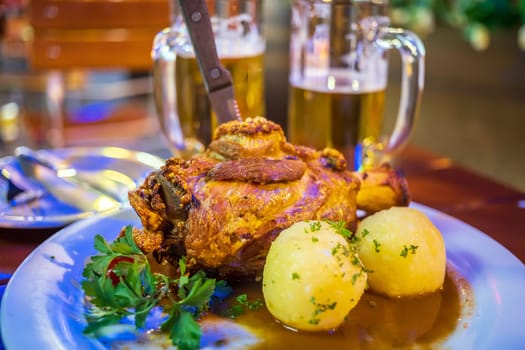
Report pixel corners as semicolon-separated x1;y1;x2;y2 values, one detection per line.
287;0;424;169
176;53;264;144
288;84;386;169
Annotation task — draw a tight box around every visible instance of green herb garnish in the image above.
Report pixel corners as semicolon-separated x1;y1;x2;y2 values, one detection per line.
373;239;382;253
327;220;352;239
400;244;419;258
309;221;322;232
236;293;264;311
309;296;337;324
82;225;228;350
223;293;264;319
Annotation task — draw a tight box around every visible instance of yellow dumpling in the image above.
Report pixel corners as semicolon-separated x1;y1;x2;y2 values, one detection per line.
262;221;367;331
356;207;446;297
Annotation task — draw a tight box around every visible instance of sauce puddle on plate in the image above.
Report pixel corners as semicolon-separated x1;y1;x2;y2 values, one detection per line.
112;265;472;350
225;265;472;350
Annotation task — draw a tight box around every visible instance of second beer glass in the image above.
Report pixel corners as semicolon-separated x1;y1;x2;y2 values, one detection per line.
288;0;425;170
152;0;265;158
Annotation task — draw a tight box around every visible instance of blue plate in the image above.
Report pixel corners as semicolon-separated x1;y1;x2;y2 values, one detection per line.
1;204;525;349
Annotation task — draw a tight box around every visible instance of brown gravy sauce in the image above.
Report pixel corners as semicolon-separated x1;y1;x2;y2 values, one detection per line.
147;255;473;349
217;264;473;349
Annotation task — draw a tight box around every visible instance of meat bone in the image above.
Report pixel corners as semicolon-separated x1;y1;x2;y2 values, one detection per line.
177;0;242;124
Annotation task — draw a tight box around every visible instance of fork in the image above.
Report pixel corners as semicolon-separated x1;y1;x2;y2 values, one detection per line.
0;165;43;208
0;167;25;201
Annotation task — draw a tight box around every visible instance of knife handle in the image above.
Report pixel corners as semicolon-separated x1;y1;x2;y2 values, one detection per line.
14;146;61;173
177;0;233;94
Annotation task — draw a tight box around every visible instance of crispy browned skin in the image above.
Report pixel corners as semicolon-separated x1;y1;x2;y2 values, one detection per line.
356;164;410;215
129;117;361;279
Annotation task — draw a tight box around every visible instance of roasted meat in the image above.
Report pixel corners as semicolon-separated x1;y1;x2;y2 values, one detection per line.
355;163;410;215
129;117;408;280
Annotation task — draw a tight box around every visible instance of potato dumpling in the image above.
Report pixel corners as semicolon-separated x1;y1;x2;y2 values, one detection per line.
356;207;446;298
262;221;367;331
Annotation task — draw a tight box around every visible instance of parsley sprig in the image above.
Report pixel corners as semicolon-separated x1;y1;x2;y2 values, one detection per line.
82;225;229;350
222;293;264;319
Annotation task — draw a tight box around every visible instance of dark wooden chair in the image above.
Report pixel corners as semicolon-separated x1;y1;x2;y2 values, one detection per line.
27;0;170;147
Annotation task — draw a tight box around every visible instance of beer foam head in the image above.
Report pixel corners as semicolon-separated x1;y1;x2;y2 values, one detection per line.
175;14;265;59
290;67;388;94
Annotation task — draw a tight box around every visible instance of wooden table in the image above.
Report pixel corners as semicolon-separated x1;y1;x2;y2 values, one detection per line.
395;146;525;264
0;145;524;275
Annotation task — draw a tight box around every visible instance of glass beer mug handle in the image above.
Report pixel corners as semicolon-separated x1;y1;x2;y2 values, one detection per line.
376;27;425;153
151;28;187;153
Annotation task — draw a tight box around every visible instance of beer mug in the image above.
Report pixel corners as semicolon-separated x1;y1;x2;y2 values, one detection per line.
152;0;265;158
287;0;425;170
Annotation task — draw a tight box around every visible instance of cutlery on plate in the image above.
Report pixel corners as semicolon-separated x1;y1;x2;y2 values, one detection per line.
0;167;24;200
0;164;44;209
14;146;135;199
14;147;121;213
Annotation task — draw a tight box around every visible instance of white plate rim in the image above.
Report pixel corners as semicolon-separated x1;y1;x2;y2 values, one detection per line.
1;203;525;349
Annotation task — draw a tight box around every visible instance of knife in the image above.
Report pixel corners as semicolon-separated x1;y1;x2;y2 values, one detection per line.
14;146;135;198
14;147;121;213
0;164;44;208
177;0;242;124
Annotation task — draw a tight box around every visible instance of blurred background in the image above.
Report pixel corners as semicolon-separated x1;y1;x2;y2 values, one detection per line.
1;0;524;192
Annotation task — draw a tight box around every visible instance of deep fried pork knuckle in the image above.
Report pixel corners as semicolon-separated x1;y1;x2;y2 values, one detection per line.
129;117;408;280
355;164;410;215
